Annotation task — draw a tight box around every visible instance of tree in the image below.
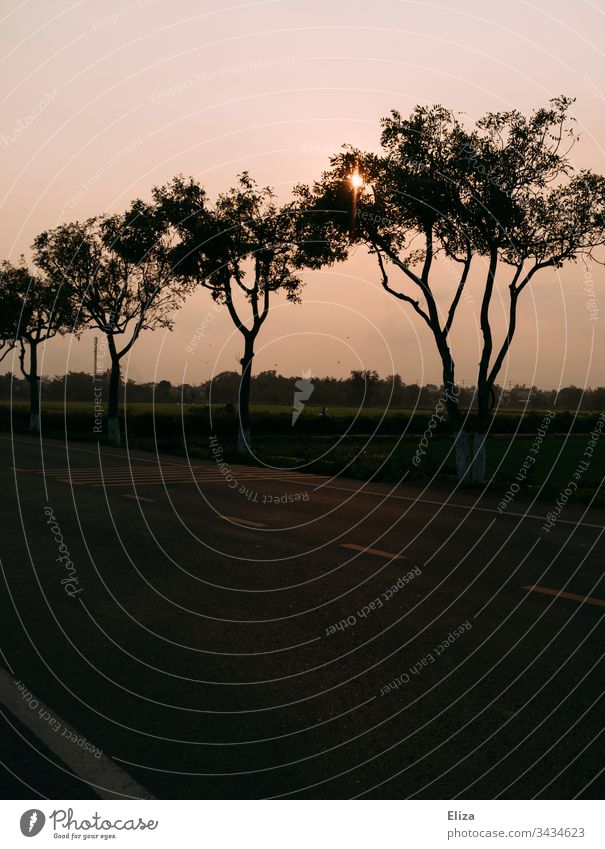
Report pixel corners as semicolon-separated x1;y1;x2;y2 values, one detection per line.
0;260;75;431
446;98;605;479
155;173;346;453
154;379;173;402
33;199;190;444
305;98;605;481
0;269;21;365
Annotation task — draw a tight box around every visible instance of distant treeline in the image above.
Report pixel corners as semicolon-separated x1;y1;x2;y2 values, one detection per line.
2;369;604;412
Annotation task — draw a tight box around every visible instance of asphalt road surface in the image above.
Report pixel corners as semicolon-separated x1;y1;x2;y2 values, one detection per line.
0;433;603;800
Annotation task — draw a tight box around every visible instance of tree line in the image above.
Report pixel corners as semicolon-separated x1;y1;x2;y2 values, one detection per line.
2;369;604;413
1;97;604;482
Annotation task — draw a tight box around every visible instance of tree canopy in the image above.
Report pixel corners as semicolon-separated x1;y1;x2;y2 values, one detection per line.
301;97;605;479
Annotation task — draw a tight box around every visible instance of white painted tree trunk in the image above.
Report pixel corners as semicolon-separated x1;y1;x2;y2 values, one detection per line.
237;427;251;455
107;416;121;446
471;432;487;485
454;430;472;484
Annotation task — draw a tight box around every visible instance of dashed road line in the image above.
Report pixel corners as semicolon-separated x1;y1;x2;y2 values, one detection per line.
522;585;605;609
222;515;268;528
122;494;155;503
341;543;406;560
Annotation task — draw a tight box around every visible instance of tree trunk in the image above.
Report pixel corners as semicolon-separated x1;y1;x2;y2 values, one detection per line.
238;337;254;454
471;432;487;485
471;249;498;486
453;430;472;484
471;383;491;485
439;351;473;484
107;348;121;446
28;341;40;433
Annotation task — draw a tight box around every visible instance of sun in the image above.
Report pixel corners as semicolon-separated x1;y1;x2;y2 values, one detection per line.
349;170;364;189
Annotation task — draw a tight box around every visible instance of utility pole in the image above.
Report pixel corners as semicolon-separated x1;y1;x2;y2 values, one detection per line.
93;337;98;379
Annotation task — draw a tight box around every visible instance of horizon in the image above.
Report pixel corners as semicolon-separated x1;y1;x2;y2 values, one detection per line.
1;365;603;394
1;0;603;388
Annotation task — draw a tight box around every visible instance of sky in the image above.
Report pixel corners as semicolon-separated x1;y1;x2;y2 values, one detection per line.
1;0;604;389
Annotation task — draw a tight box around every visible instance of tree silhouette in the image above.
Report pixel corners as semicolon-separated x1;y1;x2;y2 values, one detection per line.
306;98;605;481
33;199;190;445
155;172;346;453
0;260;75;431
0;269;21;364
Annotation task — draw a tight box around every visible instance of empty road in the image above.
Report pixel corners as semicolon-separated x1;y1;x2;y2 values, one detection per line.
0;433;603;800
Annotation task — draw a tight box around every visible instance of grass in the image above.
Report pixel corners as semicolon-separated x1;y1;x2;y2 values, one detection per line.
129;430;605;507
253;433;605;502
4;400;595;417
1;400;430;418
1;400;603;505
1;400;192;415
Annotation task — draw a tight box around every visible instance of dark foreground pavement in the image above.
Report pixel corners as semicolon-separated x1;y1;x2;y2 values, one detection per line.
0;433;603;799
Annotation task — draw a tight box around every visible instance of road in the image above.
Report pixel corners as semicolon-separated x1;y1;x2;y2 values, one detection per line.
0;433;603;800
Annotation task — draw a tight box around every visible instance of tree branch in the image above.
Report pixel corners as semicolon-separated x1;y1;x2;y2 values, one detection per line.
370;232;433;300
374;245;432;326
223;278;248;338
443;247;472;339
18;339;30;380
0;341;16;363
421;224;434;286
477;246;499;391
486;257;556;389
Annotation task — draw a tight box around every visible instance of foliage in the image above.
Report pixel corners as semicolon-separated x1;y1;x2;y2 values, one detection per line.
302;98;605;439
2;368;604;412
32;201;187;350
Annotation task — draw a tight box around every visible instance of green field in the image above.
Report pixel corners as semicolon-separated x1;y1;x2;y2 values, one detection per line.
0;400;425;417
2;399;595;417
1;400;603;505
253;432;604;500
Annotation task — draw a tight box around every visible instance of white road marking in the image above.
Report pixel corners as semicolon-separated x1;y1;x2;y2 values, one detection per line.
10;465;327;488
5;437;604;530
522;585;605;608
0;668;154;799
314;482;605;530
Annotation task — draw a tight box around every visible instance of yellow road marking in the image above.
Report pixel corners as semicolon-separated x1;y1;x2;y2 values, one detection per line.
522;585;605;609
341;543;406;560
223;515;267;528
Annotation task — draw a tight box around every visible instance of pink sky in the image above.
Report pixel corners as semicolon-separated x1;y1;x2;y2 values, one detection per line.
1;0;604;388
